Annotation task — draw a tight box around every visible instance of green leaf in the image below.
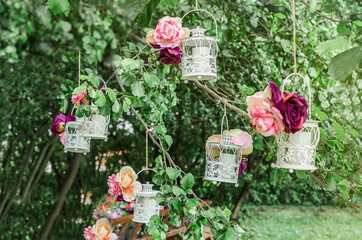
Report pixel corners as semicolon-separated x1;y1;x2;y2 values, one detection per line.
315;37;349;56
337;22;346;35
48;0;70;15
112;100;120;113
326;175;337;191
337;180;350;199
160;184;172;194
314;107;328;121
166;167;181;181
165;135;173;149
270;168;279;186
295;170;308;178
156;124;166;134
94;91;106;107
309;0;318;13
225;228;237;239
201;210;214;218
72;85;86;95
123;100;130;112
144;72;160;88
274;13;286;19
152;174;165;185
131;81;145;97
186;198;199;208
89;74;100;88
266;152;273;162
105;87;117;103
137;0;160;27
160;0;179;9
59;99;68;113
87;86;96;99
328;46;362;81
172;186;183;196
121;58;141;70
180;173;195;190
79;75;88;80
353;20;362;27
333;120;345;141
170;198;181;210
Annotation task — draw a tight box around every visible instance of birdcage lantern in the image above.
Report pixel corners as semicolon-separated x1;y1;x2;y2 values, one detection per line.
83;104;110;140
133;169;160;224
204;115;242;186
181;9;218;81
64;117;90;154
272;73;320;173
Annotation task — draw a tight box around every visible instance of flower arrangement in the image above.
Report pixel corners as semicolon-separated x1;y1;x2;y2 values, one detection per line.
246;82;308;136
92;196;134;220
83;218;117;240
107;166;142;202
205;129;253;175
51;113;76;145
146;16;190;65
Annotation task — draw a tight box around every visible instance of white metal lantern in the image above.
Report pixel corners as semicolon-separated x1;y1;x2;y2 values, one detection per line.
204;115;242;186
133;169;160;224
64;117;90;154
181;9;218;81
272;73;320;172
83;104;110;140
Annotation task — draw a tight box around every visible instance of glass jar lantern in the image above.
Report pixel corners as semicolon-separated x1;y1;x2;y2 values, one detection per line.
133;169;160;224
204;115;242;186
272;73;320;172
83;104;110;140
64;117;90;154
181;9;218;81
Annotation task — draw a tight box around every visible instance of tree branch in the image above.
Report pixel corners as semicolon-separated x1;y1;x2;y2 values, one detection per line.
301;0;340;25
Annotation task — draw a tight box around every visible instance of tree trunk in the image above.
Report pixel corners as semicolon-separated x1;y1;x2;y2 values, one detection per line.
38;153;82;240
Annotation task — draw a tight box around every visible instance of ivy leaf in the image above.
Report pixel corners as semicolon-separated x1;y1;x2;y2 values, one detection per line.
144;72;160;88
172;186;184;196
48;0;70;15
165;135;173;149
131;81;145;97
170;198;181;211
166;167;181;181
112;100;120;113
186;198;199;208
94;91;106;107
105;87;117;103
152;173;165;185
328;46;362;81
333;120;345;141
72;85;86;95
160;185;172;194
180;173;195;190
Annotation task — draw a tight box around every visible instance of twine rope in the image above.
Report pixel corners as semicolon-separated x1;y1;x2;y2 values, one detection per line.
146;129;149;169
78;49;81;86
292;0;297;76
195;0;198;9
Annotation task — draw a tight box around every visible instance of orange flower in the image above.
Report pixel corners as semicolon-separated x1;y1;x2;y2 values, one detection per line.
92;218;113;240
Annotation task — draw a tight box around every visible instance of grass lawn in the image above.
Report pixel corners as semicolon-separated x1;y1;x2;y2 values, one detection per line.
239;206;362;240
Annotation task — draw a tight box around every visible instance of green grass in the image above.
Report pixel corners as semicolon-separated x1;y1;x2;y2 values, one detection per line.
239;206;362;240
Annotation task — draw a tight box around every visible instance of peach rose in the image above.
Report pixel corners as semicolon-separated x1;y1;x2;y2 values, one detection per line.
246;87;272;114
92;218;113;240
250;100;285;136
115;166;142;202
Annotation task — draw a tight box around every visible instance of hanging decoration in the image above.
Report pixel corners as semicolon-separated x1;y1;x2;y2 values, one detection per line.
63;116;91;154
83;218;117;240
204;109;253;186
180;9;218;81
83;103;110;140
146;16;190;65
51;113;76;145
272;73;320;172
132;169;160;224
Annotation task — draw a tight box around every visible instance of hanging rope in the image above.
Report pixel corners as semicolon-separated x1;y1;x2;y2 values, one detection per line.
78;49;81;86
223;98;227;116
195;0;198;9
292;0;297;76
146;129;149;169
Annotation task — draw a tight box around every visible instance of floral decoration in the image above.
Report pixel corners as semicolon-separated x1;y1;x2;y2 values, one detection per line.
51;113;76;145
146;16;190;65
246;82;308;136
107;166;142;202
83;218;117;240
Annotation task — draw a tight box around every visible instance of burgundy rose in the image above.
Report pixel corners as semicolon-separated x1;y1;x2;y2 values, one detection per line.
157;47;182;65
268;82;308;133
238;161;247;176
65;114;76;123
51;113;66;134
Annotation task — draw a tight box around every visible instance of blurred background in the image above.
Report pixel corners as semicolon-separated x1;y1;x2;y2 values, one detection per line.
0;0;361;239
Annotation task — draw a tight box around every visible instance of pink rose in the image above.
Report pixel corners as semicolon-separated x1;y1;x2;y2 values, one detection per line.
71;90;88;108
229;130;253;155
84;226;95;240
246;87;272;114
59;132;65;146
107;174;121;197
250;100;285;136
151;17;189;48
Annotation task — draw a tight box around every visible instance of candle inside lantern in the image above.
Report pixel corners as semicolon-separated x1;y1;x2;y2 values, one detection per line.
143;197;157;217
290;131;312;165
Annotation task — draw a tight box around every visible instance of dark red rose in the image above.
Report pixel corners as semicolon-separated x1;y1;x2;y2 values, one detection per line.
157;47;182;65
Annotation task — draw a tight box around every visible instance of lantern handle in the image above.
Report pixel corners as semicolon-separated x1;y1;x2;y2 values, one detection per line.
281;73;312;120
220;114;229;135
181;9;218;40
136;168;158;176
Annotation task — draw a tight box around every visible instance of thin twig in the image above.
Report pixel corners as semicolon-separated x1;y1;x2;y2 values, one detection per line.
301;0;340;25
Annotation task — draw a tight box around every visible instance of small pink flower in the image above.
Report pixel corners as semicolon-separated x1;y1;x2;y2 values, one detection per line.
228;130;253;155
59;132;65;146
83;226;95;240
250;100;285;136
151;16;189;48
71;90;88;107
107;174;121;197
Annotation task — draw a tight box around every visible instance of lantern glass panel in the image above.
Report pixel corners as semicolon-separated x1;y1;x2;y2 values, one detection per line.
132;183;160;224
64;118;90;153
83;105;109;140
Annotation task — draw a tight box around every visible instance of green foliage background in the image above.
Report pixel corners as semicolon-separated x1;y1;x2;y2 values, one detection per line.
0;0;361;239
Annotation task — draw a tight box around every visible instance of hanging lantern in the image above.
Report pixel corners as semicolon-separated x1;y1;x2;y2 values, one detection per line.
64;117;90;154
204;115;242;186
181;9;218;81
83;104;110;140
272;73;320;172
133;169;160;224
